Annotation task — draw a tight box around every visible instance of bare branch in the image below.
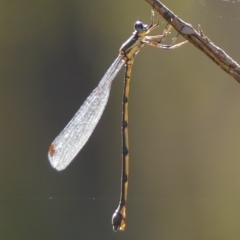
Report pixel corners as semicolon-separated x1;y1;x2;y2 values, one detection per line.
145;0;240;83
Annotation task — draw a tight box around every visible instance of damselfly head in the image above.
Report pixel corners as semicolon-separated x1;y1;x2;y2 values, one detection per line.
134;21;148;32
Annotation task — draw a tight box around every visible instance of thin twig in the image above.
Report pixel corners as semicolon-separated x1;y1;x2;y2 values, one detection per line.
145;0;240;83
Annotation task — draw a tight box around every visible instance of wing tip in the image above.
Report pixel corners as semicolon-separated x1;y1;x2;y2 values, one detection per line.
48;143;66;171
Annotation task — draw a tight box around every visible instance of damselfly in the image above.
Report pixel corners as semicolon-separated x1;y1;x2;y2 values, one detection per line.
48;10;187;231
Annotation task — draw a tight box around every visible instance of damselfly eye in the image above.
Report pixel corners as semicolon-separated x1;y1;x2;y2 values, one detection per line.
134;21;148;32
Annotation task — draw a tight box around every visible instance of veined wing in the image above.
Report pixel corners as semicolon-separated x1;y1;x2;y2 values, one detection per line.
48;56;124;171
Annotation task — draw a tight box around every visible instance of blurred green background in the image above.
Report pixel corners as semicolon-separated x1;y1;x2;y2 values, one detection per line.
0;0;240;239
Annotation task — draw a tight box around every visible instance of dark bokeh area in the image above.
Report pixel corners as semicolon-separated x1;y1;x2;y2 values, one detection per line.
0;0;240;239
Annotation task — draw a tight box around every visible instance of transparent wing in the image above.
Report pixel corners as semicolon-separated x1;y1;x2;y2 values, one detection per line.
48;56;124;171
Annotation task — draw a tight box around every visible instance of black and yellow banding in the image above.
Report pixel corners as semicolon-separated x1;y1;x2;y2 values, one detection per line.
111;10;187;231
112;60;132;231
112;13;159;231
